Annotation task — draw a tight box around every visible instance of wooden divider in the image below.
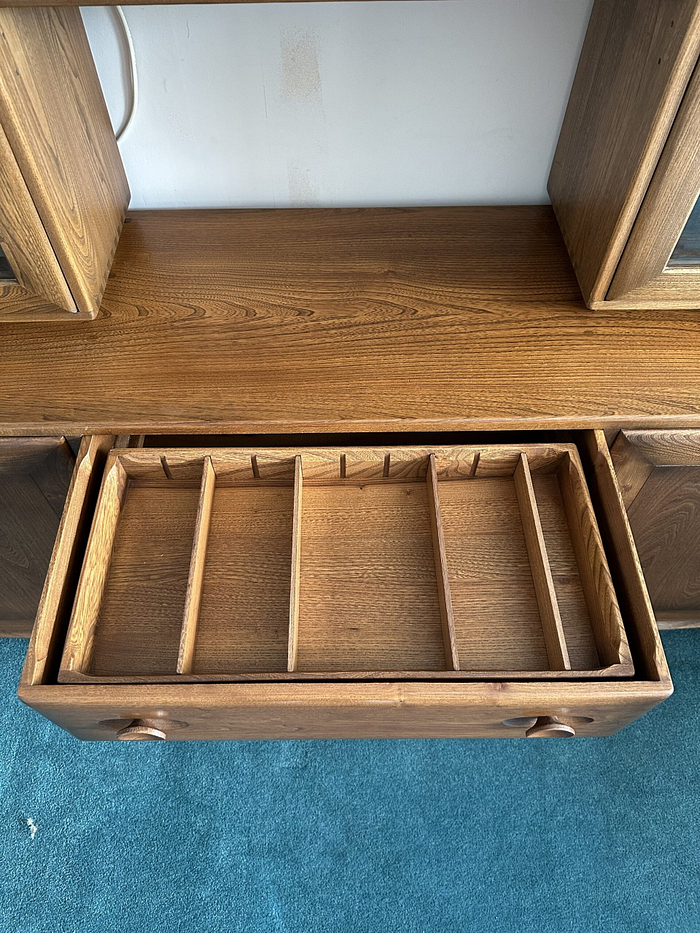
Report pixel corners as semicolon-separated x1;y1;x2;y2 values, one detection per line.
177;457;216;675
287;455;303;672
56;444;633;683
557;451;626;667
513;453;571;671
59;457;128;676
426;454;460;670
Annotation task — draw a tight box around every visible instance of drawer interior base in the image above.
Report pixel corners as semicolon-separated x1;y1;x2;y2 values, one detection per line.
57;443;633;684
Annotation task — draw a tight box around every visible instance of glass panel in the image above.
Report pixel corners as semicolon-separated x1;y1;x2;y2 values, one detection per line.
0;245;14;280
668;196;700;267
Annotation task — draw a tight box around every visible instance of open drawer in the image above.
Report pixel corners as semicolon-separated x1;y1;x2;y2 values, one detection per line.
19;432;671;740
610;429;700;629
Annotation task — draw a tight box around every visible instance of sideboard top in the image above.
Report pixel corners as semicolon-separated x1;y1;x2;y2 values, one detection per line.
2;205;700;436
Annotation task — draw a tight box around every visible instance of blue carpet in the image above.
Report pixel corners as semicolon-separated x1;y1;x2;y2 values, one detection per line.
0;632;698;932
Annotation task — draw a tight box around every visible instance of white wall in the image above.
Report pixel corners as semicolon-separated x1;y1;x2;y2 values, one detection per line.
81;1;592;210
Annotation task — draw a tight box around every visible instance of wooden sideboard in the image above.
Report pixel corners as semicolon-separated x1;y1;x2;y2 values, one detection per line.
1;0;700;740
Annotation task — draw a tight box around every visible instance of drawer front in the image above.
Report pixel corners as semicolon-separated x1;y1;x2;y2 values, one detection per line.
19;431;672;741
19;680;664;741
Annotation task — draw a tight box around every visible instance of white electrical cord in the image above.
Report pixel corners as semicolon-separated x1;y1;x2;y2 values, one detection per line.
113;6;138;142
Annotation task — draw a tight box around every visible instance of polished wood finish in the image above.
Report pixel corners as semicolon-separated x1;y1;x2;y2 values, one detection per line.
611;429;700;628
116;719;166;741
0;8;129;318
549;0;700;308
607;59;700;305
17;431;671;740
525;716;576;738
60;457;129;676
557;451;630;668
426;453;459;670
287;455;303;672
0;122;75;309
21;435;114;678
0;437;74;637
582;430;670;682
8;207;700;432
19;678;671;742
53;443;630;684
177;457;216;674
513;453;569;671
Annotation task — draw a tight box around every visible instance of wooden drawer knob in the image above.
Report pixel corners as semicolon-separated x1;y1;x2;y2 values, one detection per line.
525;716;575;738
116;719;167;741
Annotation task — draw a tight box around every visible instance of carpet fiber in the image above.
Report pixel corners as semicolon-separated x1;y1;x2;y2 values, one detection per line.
0;632;698;932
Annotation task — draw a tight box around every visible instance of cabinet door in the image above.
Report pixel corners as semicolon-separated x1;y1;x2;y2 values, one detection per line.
0;8;129;321
549;0;700;310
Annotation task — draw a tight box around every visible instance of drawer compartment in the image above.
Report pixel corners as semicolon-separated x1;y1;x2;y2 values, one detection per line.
19;432;671;740
611;429;700;628
57;442;631;683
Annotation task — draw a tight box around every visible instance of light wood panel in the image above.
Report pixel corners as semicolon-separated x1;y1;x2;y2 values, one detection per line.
21;435;114;681
549;0;700;306
287;455;303;672
53;445;633;682
192;485;293;674
531;473;600;670
55;443;633;683
18;678;671;741
0;8;129;317
581;430;670;681
611;429;700;628
513;453;570;671
0;122;75;309
426;453;459;670
8;207;700;431
297;482;446;672
19;434;673;741
557;452;630;668
177;457;216;674
607;57;700;307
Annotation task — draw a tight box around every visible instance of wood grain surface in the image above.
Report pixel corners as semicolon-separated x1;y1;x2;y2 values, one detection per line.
611;429;700;627
0;122;75;309
18;678;671;741
549;0;700;306
177;456;215;674
426;453;460;670
0;8;129;314
193;485;293;674
5;207;700;432
53;442;632;682
582;430;670;682
608;57;700;304
513;453;570;671
21;436;114;682
297;482;446;672
19;435;674;740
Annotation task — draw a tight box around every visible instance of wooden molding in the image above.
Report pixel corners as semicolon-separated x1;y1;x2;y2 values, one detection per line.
549;0;700;308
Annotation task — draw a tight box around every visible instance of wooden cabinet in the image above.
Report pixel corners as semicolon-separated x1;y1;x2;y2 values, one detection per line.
0;8;129;320
18;432;672;741
550;0;700;310
610;429;700;629
0;437;75;637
